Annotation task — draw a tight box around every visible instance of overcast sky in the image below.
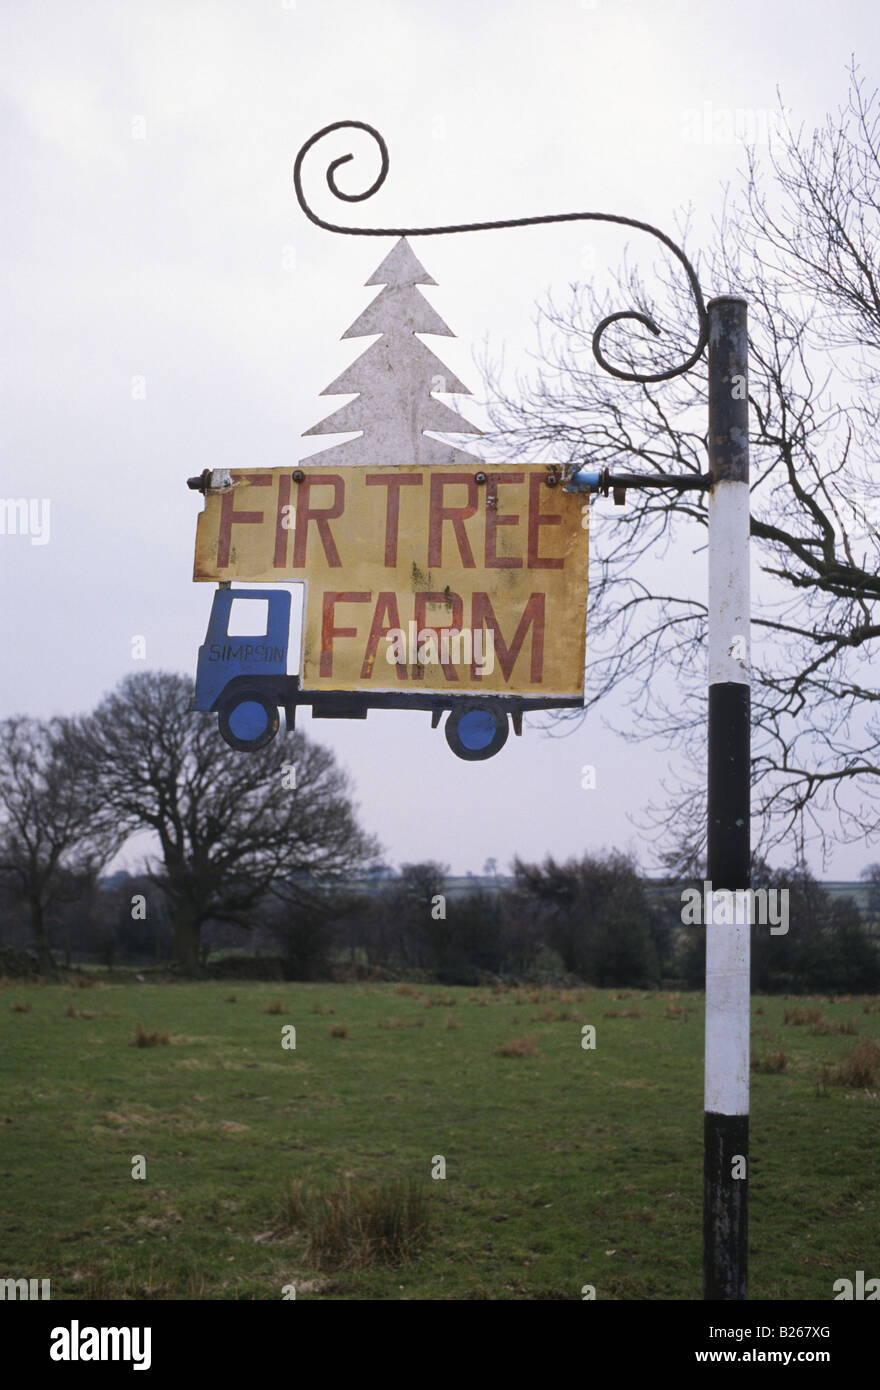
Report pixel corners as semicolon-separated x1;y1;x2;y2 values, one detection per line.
2;0;877;880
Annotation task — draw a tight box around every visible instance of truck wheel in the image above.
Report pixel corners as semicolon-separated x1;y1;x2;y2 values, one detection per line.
444;705;509;761
217;691;280;751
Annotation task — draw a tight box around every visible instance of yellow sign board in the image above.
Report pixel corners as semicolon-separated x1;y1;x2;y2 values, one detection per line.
194;465;587;698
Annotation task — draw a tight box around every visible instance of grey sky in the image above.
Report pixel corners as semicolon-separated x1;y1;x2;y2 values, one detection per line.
2;0;876;878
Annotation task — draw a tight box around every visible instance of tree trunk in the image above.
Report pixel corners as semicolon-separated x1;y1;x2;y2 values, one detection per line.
30;898;55;974
172;911;202;974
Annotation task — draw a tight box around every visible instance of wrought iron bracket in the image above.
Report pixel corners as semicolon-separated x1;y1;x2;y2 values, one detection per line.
293;121;709;385
565;465;711;506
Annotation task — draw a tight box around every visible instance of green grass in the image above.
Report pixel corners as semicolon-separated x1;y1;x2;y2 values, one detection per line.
0;977;877;1300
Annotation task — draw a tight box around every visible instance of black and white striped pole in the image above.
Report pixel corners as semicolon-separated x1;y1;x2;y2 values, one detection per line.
704;296;751;1300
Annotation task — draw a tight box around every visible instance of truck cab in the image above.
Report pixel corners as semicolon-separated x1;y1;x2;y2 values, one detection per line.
192;587;299;751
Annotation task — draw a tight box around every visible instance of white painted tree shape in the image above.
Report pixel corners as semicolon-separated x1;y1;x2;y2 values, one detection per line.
301;237;482;468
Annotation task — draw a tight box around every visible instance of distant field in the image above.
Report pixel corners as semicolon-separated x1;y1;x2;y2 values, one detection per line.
1;977;877;1300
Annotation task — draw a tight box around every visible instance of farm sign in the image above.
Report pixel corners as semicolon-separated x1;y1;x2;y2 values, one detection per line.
193;463;587;696
190;237;589;758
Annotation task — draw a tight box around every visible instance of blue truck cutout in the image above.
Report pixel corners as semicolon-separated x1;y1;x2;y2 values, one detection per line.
192;585;581;761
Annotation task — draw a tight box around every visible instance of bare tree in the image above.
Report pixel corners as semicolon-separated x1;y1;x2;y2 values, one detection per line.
512;850;664;986
0;717;123;970
65;671;380;973
485;60;880;866
389;861;449;970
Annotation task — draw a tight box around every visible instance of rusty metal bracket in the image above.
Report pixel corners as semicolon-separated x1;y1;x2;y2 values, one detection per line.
186;469;237;495
293;121;709;384
564;465;710;505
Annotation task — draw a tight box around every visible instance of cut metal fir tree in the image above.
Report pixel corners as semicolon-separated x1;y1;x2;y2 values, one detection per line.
302;238;482;468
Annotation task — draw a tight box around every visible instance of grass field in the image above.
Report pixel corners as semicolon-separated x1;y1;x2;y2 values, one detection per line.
1;976;878;1300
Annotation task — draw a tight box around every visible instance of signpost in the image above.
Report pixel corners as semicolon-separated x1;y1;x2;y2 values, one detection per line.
704;296;751;1300
187;120;752;1297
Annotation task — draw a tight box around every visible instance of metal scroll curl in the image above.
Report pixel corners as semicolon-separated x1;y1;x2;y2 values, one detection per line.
293;120;709;385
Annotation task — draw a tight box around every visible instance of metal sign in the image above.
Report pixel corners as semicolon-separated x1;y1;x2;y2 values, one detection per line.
193;463;587;698
188;237;589;759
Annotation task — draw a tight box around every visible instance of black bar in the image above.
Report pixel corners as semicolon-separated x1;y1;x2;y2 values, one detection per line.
606;473;710;490
707;296;749;485
707;682;751;890
704;1113;750;1300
